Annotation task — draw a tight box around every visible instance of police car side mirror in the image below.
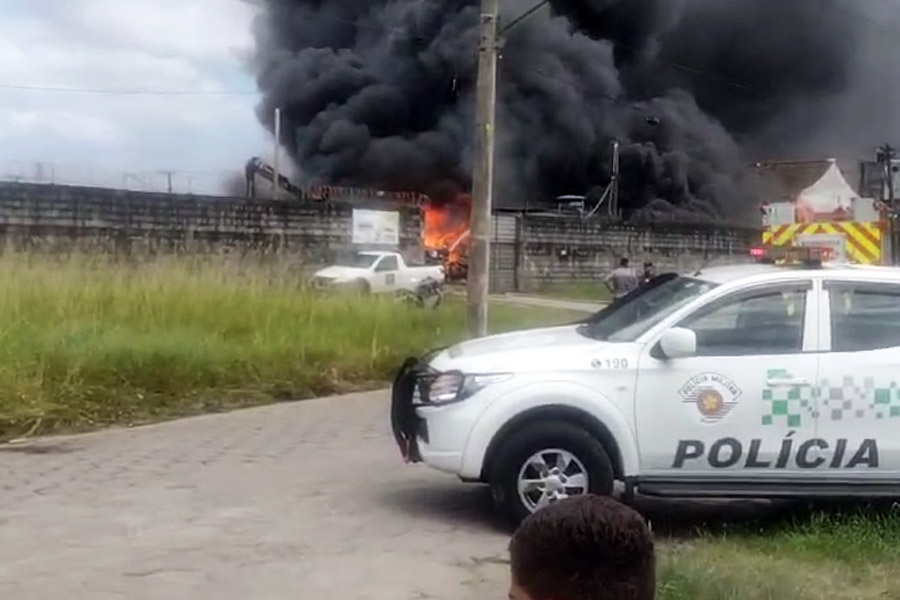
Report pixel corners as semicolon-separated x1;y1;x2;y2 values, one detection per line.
659;327;696;359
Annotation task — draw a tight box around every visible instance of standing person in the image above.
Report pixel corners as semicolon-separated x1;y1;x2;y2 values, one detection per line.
605;257;638;300
508;495;656;600
641;261;655;285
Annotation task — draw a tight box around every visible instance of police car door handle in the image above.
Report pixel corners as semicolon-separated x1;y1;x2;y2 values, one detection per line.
766;378;810;387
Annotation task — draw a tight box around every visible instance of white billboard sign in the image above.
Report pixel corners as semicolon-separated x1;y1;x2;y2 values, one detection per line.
351;209;399;245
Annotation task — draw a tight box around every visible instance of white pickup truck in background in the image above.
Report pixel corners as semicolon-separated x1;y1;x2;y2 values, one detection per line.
313;251;445;295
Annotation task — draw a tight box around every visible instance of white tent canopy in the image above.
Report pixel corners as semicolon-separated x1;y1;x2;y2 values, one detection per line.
796;159;857;214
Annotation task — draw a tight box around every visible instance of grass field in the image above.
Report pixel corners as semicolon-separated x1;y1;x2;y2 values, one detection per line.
0;253;582;440
533;281;612;302
492;500;900;598
655;503;900;599
5;254;900;597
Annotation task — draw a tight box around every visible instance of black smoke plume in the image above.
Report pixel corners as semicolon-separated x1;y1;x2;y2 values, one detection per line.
249;0;898;223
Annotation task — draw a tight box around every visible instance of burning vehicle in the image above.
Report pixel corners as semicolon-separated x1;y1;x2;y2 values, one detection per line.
422;192;471;282
246;157;471;281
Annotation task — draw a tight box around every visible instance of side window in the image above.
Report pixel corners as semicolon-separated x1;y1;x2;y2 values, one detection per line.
375;256;398;272
676;284;809;357
827;282;900;352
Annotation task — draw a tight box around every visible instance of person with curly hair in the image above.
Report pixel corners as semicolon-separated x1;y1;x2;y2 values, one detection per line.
508;495;655;600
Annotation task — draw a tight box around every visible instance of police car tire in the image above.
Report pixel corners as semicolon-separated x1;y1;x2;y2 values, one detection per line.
489;421;614;525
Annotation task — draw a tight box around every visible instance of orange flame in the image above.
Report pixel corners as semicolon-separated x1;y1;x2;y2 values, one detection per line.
423;193;471;268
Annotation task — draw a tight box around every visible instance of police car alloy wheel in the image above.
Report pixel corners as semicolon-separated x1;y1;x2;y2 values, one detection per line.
489;421;614;524
516;448;589;512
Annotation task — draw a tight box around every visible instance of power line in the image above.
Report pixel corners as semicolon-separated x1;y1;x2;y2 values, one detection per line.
0;55;765;100
0;68;651;132
0;57;762;101
0;83;257;95
499;0;548;35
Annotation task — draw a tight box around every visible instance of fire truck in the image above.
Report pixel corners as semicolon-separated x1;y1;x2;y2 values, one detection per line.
760;200;888;264
756;159;890;265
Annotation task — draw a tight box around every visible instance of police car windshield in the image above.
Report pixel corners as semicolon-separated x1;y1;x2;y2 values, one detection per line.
584;275;717;342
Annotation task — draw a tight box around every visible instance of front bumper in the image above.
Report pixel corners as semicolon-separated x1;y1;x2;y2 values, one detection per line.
390;357;427;463
391;354;500;476
312;276;335;290
391;349;473;471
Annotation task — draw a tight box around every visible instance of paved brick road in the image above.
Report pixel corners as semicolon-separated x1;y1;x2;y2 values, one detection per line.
0;389;788;600
0;391;511;599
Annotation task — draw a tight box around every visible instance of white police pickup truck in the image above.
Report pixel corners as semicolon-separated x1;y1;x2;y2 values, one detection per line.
313;251;444;295
391;247;900;522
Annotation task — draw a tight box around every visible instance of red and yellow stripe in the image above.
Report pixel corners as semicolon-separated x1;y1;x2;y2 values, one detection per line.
762;221;883;264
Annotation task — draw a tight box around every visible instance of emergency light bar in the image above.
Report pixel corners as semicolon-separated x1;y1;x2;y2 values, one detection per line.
749;245;833;266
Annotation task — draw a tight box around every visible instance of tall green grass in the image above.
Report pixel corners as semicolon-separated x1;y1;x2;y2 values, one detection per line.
532;281;612;302
657;507;900;600
0;253;580;439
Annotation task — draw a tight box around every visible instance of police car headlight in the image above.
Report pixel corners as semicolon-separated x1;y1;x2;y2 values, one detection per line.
426;372;512;405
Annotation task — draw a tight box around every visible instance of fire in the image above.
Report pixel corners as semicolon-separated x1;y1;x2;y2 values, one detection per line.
423;193;470;248
423;192;471;279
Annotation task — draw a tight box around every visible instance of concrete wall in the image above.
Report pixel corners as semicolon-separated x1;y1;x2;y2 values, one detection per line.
0;182;759;290
0;182;424;264
490;213;759;293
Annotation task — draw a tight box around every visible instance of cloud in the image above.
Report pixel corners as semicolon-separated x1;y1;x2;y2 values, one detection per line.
0;0;266;193
3;108;119;142
59;0;255;63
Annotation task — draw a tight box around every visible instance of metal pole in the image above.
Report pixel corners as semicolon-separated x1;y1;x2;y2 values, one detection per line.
880;144;897;265
888;145;895;206
272;107;281;196
467;0;499;338
889;146;897;265
609;139;620;219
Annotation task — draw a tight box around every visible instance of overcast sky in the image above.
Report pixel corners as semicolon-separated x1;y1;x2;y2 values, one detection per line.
0;0;268;193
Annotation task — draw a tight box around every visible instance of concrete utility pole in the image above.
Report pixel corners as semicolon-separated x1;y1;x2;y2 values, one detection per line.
467;0;499;338
272;107;282;197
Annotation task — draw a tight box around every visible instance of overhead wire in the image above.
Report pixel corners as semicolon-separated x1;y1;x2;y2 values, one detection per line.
0;82;257;95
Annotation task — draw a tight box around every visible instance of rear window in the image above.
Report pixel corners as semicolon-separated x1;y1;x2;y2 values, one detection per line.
827;281;900;352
